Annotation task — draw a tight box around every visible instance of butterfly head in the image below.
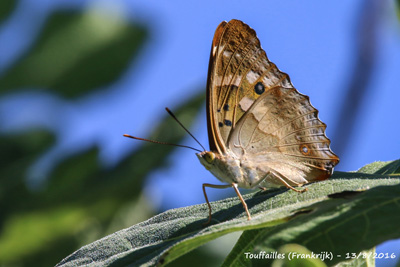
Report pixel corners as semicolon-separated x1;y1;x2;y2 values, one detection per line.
196;151;216;170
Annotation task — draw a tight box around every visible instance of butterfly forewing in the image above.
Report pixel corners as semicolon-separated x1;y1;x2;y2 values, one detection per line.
206;20;292;154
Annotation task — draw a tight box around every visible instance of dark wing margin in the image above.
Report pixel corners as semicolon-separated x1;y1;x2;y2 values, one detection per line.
206;20;227;154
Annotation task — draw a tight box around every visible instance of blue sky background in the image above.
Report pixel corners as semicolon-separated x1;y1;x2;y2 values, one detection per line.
0;0;399;265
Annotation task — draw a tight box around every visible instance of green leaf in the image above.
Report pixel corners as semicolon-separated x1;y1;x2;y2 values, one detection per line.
0;130;59;266
272;244;327;267
0;10;147;98
357;159;400;175
223;183;399;266
0;0;16;24
55;164;400;266
0;130;55;221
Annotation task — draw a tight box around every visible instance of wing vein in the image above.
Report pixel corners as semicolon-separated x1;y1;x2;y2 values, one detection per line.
280;124;326;140
270;140;330;148
251;109;320;145
244;88;294;149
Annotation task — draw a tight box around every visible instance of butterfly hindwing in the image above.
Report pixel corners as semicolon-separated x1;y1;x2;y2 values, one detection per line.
229;86;339;185
206;19;292;154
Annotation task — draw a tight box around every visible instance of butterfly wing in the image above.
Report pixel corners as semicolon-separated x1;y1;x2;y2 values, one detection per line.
206;19;292;154
228;86;339;186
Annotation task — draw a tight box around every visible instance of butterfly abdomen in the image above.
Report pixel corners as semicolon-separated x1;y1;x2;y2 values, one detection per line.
198;150;264;188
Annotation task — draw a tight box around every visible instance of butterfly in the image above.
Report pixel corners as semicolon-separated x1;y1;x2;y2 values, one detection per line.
195;19;339;224
125;19;339;225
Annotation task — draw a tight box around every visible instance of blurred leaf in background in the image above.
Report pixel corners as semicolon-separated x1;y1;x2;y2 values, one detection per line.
0;0;16;24
0;130;55;228
0;10;147;98
0;3;206;266
0;93;205;266
397;0;400;20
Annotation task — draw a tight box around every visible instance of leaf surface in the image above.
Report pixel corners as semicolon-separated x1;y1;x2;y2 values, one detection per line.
56;160;400;266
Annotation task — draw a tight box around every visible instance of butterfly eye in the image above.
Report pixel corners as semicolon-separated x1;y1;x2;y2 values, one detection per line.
204;152;215;163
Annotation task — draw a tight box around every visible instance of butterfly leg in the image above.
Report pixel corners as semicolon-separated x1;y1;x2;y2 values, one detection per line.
202;183;233;225
231;183;252;221
271;172;308;193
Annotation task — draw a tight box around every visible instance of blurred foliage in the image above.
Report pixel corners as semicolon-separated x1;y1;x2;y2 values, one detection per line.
0;130;55;227
54;160;400;266
397;0;400;21
0;5;206;267
0;92;205;266
0;10;147;98
0;0;16;24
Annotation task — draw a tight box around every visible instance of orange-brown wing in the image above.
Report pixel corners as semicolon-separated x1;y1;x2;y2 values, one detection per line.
206;19;293;154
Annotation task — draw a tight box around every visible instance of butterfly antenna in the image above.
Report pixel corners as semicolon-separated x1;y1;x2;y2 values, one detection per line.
165;107;206;151
123;134;202;153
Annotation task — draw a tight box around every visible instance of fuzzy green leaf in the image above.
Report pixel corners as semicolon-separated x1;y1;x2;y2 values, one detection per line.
222;160;400;267
357;159;400;175
56;160;400;266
